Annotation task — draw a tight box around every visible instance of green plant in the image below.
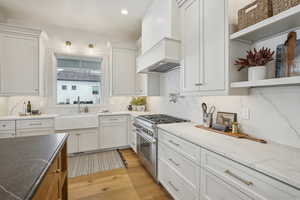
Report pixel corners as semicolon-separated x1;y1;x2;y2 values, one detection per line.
130;97;146;106
235;47;275;71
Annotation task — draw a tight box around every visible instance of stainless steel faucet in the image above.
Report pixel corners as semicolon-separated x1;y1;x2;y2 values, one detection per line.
77;96;82;113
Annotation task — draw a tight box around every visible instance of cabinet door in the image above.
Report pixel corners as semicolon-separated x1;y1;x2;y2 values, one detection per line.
112;48;136;96
201;0;226;91
78;129;99;152
181;0;203;93
201;168;254;200
135;73;147;95
0;33;39;95
100;122;128;149
67;133;78;154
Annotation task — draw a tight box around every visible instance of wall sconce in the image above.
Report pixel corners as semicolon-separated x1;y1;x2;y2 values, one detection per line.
88;44;94;48
65;41;72;47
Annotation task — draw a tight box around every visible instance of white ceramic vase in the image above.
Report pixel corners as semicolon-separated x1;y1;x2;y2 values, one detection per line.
248;66;266;81
136;105;146;112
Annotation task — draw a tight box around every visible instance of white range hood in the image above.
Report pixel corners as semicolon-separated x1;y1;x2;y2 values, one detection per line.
136;37;181;73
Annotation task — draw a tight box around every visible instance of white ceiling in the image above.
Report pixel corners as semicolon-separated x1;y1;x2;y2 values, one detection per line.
0;0;153;40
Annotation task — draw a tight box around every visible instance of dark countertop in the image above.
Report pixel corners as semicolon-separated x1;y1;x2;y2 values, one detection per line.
0;133;68;200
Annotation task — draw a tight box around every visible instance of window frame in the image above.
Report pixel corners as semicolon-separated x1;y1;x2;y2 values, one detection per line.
51;53;109;107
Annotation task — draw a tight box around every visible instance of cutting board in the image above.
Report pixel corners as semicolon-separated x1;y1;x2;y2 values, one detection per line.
195;125;267;144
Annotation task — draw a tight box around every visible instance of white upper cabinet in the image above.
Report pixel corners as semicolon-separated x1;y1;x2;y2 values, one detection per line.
180;0;203;93
141;0;180;54
0;24;47;96
180;0;228;96
111;48;136;96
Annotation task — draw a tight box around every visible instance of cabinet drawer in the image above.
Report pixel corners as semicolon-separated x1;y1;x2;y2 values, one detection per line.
17;119;54;129
158;159;198;200
100;115;127;124
158;129;200;163
202;150;300;200
201;168;253;200
158;142;199;189
0;120;15;131
0;130;15;138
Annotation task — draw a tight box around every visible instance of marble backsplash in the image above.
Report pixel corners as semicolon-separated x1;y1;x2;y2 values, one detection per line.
147;69;300;149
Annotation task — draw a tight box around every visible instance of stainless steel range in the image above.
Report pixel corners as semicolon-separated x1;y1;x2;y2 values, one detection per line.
134;114;189;180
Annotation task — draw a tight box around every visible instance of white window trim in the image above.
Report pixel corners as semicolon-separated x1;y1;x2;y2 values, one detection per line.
49;52;110;108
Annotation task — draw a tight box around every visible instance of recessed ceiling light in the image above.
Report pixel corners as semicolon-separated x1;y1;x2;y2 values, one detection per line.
121;9;128;15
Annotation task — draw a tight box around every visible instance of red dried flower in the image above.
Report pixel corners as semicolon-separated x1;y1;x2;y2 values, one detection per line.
235;47;275;71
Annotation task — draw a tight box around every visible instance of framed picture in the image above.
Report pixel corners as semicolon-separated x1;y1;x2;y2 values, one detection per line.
276;39;300;78
216;112;237;130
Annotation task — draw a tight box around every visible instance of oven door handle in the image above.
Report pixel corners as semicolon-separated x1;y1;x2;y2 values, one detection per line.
136;130;156;144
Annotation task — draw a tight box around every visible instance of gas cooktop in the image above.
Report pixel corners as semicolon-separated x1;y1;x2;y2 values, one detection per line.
137;114;190;124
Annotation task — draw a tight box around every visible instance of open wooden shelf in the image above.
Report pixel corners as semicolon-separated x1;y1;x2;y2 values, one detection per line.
230;5;300;43
231;76;300;88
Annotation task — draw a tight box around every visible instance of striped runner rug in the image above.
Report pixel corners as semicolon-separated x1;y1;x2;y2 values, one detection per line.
68;150;126;178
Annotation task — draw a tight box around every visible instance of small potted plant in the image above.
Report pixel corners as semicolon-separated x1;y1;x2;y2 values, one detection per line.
235;47;275;81
130;97;146;111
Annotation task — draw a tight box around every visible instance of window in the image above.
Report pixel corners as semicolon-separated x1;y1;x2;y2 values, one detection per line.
56;55;103;105
62;85;67;90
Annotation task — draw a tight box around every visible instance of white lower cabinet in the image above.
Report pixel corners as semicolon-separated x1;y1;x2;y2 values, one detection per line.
17;128;54;137
0;130;15;138
66;129;99;154
158;128;300;200
200;168;253;200
16;119;55;137
158;159;198;200
67;133;79;154
99;116;128;149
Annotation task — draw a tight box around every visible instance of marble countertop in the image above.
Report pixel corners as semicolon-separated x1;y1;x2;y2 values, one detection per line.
98;111;151;117
0;111;150;121
0;133;68;200
158;122;300;190
0;114;58;121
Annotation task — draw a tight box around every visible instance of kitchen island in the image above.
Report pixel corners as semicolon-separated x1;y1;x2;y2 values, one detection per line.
0;133;68;200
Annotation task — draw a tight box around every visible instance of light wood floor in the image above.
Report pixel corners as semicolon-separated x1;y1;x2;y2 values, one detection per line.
68;149;173;200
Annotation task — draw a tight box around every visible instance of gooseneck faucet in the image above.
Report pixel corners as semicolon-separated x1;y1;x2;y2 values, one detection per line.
77;96;82;113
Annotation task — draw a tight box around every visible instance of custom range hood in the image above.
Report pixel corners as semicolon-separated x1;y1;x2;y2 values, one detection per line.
136;37;181;73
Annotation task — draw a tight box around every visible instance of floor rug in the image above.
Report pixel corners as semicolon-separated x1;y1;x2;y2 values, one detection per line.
68;150;126;178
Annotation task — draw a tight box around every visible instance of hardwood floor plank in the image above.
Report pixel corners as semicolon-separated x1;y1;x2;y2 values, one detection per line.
68;149;173;200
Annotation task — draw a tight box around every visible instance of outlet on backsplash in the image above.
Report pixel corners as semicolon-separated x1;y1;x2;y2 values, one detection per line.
242;107;250;120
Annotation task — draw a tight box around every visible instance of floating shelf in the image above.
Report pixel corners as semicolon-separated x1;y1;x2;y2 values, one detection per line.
230;5;300;43
231;76;300;88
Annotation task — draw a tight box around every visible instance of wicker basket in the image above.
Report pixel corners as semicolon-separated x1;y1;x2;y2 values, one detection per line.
238;0;273;30
272;0;300;15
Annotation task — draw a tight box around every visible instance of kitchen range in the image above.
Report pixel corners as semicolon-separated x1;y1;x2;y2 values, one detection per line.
134;114;189;180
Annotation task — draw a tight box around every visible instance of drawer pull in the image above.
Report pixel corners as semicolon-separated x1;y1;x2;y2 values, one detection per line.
55;169;61;173
168;181;179;192
224;170;253;186
29;122;42;126
169;140;180;147
168;158;180;166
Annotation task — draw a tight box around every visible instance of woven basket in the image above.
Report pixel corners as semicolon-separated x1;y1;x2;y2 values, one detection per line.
238;0;273;30
272;0;300;15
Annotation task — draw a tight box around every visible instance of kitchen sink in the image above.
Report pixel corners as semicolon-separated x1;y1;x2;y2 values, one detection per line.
55;114;99;130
